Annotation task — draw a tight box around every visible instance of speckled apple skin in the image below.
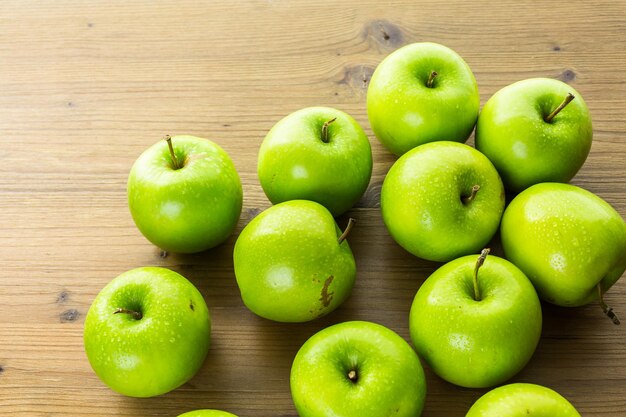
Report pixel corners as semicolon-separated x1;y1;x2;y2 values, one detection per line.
291;321;427;417
367;42;480;156
233;200;356;322
84;267;211;397
466;383;581;417
381;141;505;262
128;135;242;253
258;106;372;217
501;183;626;306
409;255;542;388
476;78;592;193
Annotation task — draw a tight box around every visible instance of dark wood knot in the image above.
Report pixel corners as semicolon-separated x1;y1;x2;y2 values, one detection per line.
60;309;80;323
558;69;576;83
362;20;405;49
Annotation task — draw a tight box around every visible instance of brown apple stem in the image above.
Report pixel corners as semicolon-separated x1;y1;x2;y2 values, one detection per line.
321;117;337;143
598;284;620;325
426;71;438;88
473;248;490;301
337;218;356;245
462;185;481;205
544;93;575;123
165;135;181;169
347;369;358;382
114;307;143;321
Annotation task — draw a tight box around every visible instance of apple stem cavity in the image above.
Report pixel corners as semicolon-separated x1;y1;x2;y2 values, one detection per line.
321;117;337;143
544;93;575;123
165;135;182;170
426;71;438;88
337;217;356;245
462;184;481;205
113;307;143;321
473;248;490;301
347;369;358;383
598;284;620;325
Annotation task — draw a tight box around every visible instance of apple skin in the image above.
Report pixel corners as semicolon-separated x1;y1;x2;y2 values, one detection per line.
381;141;505;262
367;42;480;155
84;267;211;398
258;107;373;216
475;78;592;193
501;182;626;306
409;254;542;388
128;135;242;253
466;383;581;417
290;321;427;417
177;411;238;417
233;200;356;322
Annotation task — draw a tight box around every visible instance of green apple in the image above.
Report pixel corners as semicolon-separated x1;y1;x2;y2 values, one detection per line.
258;106;372;216
128;134;242;253
466;383;581;417
290;321;427;417
84;267;211;397
475;78;592;193
367;42;479;155
409;250;542;388
381;141;505;262
501;182;626;312
233;200;356;322
178;411;238;417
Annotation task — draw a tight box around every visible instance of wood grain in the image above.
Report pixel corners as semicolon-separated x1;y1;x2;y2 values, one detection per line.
1;1;625;416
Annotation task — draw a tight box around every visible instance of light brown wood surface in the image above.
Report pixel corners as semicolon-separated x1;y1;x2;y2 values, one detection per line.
1;1;625;416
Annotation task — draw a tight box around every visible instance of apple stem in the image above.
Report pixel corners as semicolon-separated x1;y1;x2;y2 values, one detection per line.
321;117;337;143
347;369;358;383
462;184;481;205
114;307;143;321
165;135;181;169
426;71;438;88
473;248;490;301
544;93;575;123
598;284;620;325
337;218;356;245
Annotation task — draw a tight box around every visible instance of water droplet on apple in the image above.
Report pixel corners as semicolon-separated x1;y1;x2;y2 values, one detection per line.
549;253;567;272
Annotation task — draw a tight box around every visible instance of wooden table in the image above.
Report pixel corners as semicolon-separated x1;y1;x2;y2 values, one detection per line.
1;1;625;416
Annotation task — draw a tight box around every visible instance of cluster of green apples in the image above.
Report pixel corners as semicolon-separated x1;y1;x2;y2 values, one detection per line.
373;43;626;388
81;41;626;417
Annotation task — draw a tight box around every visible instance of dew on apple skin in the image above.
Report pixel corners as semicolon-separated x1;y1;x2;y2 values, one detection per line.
549;253;567;272
448;333;472;351
116;354;140;370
